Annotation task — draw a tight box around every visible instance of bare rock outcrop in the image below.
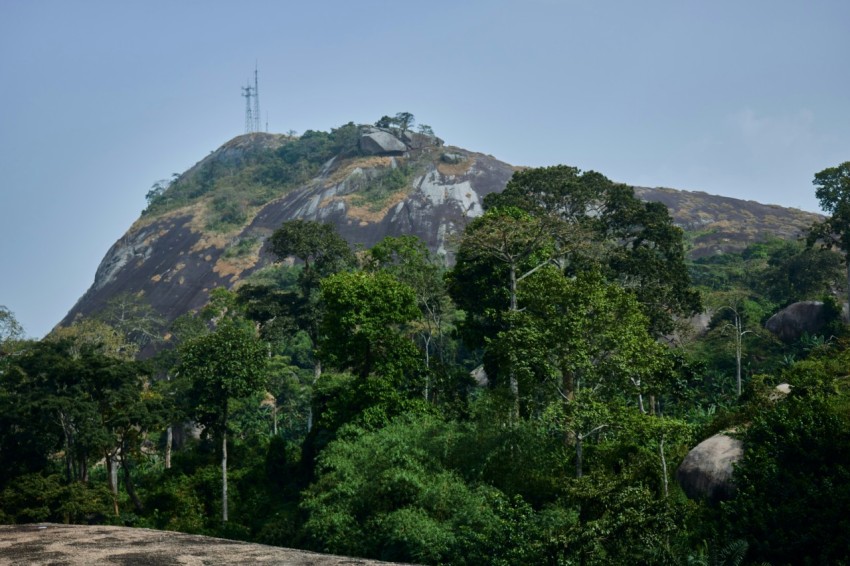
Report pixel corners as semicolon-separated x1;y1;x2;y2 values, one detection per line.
359;128;408;155
765;300;829;342
677;432;743;503
0;523;416;565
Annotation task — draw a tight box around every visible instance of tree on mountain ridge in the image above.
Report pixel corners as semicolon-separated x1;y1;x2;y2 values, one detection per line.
807;161;850;310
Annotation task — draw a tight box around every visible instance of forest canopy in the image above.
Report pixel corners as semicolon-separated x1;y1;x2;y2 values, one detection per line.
2;162;850;564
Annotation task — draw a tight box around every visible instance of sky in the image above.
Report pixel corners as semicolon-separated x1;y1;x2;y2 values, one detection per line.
1;0;849;339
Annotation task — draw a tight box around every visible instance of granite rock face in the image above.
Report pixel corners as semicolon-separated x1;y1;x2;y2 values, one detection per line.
359;128;408;155
57;125;827;346
60;133;514;338
764;300;831;342
0;524;413;566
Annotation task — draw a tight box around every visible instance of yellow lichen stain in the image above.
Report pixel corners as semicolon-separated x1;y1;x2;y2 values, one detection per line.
151;274;162;282
437;156;476;177
325;156;395;186
319;196;340;208
178;276;185;285
342;189;409;224
204;254;212;262
213;254;260;279
129;201;205;233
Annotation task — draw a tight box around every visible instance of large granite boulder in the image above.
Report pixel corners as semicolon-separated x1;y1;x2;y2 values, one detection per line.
765;301;829;342
401;129;443;149
359;128;407;155
677;432;743;503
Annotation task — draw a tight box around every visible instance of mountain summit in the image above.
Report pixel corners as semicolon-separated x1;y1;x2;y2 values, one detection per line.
59;122;821;331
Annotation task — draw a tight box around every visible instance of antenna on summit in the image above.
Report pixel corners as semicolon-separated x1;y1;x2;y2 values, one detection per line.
242;83;254;134
241;64;261;134
253;63;261;133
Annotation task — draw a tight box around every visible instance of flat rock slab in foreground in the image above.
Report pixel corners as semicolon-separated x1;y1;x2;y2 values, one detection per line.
0;524;415;565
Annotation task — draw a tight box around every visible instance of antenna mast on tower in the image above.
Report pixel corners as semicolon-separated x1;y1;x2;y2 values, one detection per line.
241;64;262;134
253;64;261;133
242;83;254;134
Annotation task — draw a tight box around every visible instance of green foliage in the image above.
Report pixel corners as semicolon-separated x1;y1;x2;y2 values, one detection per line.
367;235;456;382
374;112;415;132
349;160;415;211
808;160;850;309
223;236;259;259
721;353;850;564
0;304;25;343
299;413;571;565
0;473;113;524
809;161;850;253
93;292;165;350
485;165;701;336
141;122;364;226
448;205;560;359
320;270;420;381
505;266;669;407
8;160;850;564
179;317;267;436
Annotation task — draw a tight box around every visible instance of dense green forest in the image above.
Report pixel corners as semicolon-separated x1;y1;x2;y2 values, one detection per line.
2;162;850;565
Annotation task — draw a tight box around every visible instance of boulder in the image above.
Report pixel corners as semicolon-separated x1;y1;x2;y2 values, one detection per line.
677;432;742;503
441;151;466;164
765;301;828;342
401;129;443;149
359;129;407;155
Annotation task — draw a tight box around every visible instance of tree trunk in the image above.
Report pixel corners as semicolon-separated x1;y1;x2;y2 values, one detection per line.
306;360;322;433
80;452;89;483
222;429;228;523
120;448;144;512
164;426;172;469
659;434;669;498
508;263;520;418
575;432;583;478
735;316;743;397
106;451;119;516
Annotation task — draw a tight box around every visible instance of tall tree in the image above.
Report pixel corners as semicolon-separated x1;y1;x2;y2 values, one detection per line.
496;266;669;473
268;220;355;375
267;220;355;431
485;165;700;336
367;235;453;378
0;305;24;344
95;292;165;351
448;206;579;409
178;317;267;523
807;161;850;309
319;270;420;381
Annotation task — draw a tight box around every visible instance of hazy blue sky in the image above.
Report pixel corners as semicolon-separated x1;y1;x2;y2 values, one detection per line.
1;0;849;338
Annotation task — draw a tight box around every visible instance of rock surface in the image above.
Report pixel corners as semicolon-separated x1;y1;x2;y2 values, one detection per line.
0;523;415;565
359;128;408;155
765;300;829;342
677;432;743;503
56;127;825;339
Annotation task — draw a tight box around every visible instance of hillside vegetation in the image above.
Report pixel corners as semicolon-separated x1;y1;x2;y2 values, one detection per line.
3;117;849;564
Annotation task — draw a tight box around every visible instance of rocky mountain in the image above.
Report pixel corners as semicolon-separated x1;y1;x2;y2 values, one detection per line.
58;123;823;331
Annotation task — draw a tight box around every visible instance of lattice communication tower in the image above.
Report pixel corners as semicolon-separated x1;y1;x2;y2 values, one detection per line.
242;65;261;134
